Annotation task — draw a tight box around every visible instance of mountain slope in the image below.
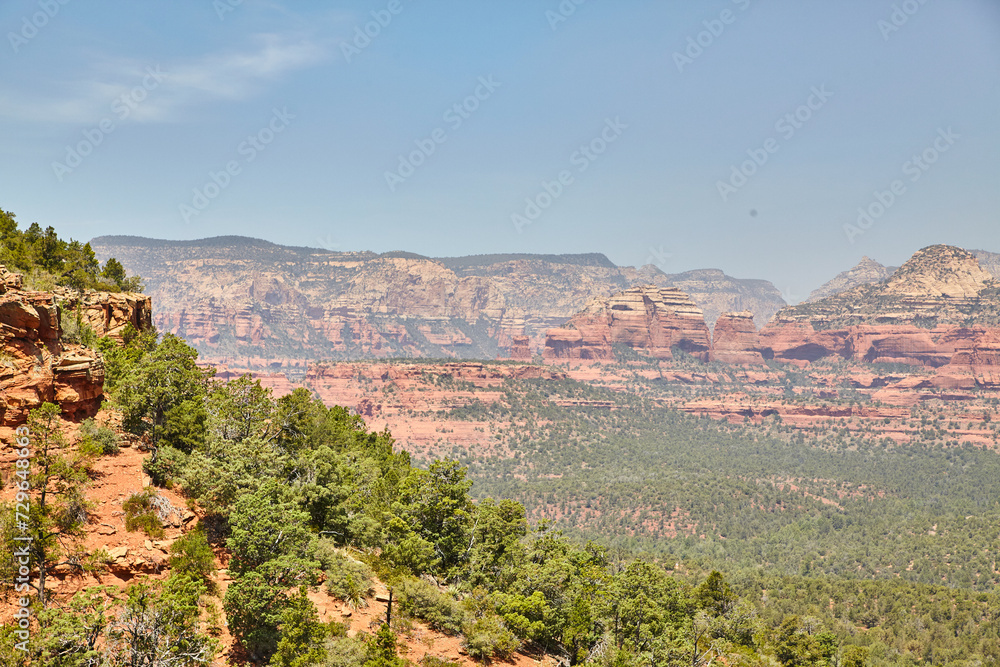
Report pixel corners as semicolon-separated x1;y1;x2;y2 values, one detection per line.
807;256;897;302
972;249;1000;279
776;245;1000;327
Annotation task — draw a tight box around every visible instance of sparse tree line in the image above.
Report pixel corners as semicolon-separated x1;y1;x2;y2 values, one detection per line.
0;209;141;293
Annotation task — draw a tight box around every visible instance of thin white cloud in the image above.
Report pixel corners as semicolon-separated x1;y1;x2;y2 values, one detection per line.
0;34;326;124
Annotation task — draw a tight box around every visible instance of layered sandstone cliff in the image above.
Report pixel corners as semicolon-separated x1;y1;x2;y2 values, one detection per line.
652;268;785;328
90;236;785;364
543;286;712;361
0;266;149;426
56;288;152;342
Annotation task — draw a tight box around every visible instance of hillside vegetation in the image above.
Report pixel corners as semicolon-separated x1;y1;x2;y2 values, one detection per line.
1;220;999;667
0;209;140;293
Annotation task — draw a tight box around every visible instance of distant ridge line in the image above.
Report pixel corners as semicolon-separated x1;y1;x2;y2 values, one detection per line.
91;235;618;268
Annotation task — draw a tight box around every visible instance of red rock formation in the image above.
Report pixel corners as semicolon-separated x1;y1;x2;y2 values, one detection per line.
758;320;850;362
0;266;23;293
757;246;1000;376
710;311;765;365
758;322;1000;385
57;288;153;342
0;266;147;426
543;286;711;361
0;283;103;425
943;328;1000;388
502;335;533;361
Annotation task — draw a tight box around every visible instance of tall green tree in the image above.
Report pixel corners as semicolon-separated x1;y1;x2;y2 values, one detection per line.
117;334;213;439
269;587;328;667
19;403;95;608
396;459;475;575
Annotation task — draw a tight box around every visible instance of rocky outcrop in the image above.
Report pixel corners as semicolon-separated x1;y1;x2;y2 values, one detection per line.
56;288;153;342
807;256;896;302
1;277;100;424
505;335;532;362
543;286;711;361
710;311;765;365
0;266;23;293
0;266;146;426
650;268;786;328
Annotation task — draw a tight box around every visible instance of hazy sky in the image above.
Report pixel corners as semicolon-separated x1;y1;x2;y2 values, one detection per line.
2;0;999;301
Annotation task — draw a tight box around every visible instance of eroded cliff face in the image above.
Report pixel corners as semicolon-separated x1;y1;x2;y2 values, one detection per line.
0;266;149;426
709;311;765;365
756;246;1000;386
543;286;712;361
90;236;786;365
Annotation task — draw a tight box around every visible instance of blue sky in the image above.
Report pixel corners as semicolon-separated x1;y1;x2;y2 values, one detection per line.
2;0;998;300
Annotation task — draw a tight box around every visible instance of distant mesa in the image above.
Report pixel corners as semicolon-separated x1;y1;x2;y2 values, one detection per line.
89;235;1000;385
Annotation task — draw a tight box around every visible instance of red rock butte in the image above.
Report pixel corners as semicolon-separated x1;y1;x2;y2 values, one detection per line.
543;285;712;361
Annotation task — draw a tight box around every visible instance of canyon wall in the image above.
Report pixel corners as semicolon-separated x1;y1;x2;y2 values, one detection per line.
541;247;1000;388
90;236;786;366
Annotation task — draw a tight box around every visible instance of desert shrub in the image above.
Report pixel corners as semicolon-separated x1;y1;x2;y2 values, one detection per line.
79;418;121;455
311;538;343;571
419;657;461;667
461;616;520;662
169;528;216;589
397;578;465;635
56;487;93;532
323;552;374;608
143;445;188;487
83;548;112;573
123;489;166;538
60;308;98;347
322;634;368;667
